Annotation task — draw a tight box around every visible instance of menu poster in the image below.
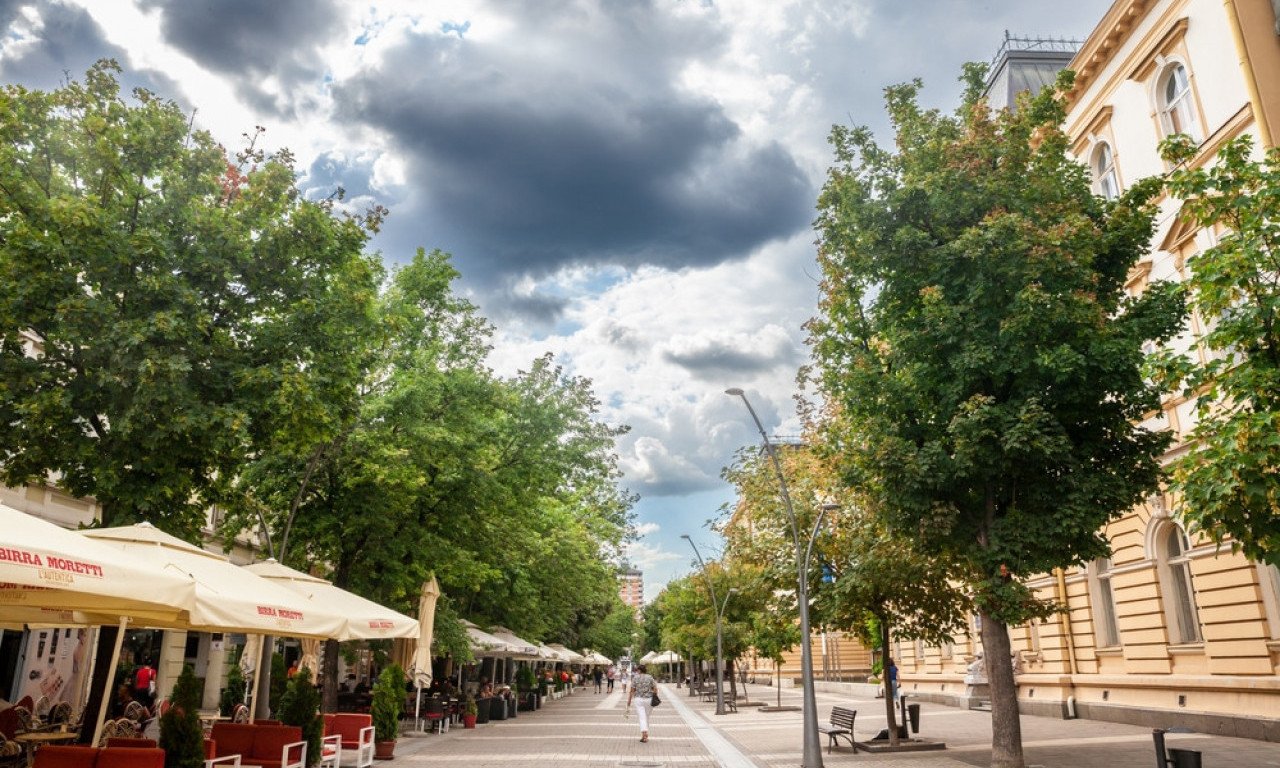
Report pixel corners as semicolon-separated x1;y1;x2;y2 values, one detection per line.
16;627;93;710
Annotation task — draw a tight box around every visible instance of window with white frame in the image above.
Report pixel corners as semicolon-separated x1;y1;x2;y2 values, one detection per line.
1159;62;1198;140
1157;521;1202;644
1092;142;1120;200
1089;557;1121;648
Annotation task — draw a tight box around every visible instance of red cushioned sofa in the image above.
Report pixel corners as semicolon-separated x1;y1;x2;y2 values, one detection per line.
208;724;305;768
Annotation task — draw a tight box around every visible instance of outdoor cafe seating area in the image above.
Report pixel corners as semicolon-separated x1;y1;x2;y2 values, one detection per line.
1;504;623;768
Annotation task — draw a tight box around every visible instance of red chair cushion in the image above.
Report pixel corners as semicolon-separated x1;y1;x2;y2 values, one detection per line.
32;746;98;768
97;748;165;768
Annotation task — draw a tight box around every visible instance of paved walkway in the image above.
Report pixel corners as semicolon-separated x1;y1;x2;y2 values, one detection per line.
385;682;1280;767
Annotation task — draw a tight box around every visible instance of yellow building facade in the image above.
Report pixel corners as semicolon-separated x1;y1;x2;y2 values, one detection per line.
899;0;1280;739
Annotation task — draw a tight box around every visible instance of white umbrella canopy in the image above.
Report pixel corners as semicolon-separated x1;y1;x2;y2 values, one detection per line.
651;650;682;664
487;626;542;660
0;504;196;625
546;643;585;663
244;559;419;641
580;650;611;665
639;651;659;664
537;643;569;662
83;523;347;638
463;620;518;655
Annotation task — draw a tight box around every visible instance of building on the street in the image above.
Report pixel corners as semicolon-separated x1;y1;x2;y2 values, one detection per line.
618;567;644;609
898;0;1280;740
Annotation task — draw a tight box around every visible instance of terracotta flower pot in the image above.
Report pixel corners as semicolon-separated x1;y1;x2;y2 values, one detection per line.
463;714;477;729
374;741;396;760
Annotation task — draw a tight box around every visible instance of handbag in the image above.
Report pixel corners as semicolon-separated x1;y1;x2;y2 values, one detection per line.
651;691;661;707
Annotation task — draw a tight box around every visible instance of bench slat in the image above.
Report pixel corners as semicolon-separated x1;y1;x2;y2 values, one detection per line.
818;707;857;754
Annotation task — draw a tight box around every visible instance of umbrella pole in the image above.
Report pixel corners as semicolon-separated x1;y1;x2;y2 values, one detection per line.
91;617;128;747
414;684;422;732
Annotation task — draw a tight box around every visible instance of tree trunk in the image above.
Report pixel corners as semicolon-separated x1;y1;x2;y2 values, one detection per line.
775;661;782;708
981;607;1024;768
322;639;340;712
727;658;737;703
881;618;899;746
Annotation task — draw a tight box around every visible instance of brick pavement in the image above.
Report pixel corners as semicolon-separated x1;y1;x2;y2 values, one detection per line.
384;682;1280;767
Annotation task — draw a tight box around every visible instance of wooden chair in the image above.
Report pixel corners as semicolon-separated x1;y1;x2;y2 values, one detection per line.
422;699;448;734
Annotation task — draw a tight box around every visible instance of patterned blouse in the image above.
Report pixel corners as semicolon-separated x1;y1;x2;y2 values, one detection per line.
632;673;656;698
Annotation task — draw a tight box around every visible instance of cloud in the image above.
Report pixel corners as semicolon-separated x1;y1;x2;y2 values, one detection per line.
137;0;342;117
632;521;660;537
624;540;683;572
329;3;813;298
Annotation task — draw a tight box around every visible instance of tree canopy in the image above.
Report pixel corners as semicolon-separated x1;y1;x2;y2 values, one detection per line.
0;60;382;538
808;68;1185;767
1154;134;1280;567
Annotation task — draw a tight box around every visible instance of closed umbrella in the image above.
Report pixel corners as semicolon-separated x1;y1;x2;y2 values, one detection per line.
409;578;440;730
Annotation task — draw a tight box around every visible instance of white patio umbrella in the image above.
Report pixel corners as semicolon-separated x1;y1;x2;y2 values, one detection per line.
463;620;517;655
244;559;419;641
639;650;659;664
0;504;195;623
84;524;348;638
85;523;350;730
0;505;199;745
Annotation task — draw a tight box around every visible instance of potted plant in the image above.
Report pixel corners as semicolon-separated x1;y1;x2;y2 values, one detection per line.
371;664;406;759
159;665;204;768
278;668;322;768
461;696;478;729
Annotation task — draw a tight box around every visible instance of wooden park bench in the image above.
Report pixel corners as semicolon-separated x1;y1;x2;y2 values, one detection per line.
818;707;857;754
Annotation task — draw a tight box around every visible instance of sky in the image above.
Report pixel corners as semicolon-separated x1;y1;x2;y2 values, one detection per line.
0;0;1115;604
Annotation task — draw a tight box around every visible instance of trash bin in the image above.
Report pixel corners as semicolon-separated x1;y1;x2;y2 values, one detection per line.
907;703;921;734
1167;748;1202;768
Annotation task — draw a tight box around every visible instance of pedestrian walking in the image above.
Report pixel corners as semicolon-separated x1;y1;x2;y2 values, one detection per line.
626;664;658;743
606;665;616;693
593;667;604;693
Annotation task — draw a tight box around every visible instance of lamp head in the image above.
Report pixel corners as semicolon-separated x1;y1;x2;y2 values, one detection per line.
680;534;691;540
724;388;744;396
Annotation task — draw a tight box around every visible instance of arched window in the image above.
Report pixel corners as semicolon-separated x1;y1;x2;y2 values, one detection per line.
1159;63;1198;139
1093;142;1119;200
1089;557;1121;648
1157;522;1202;644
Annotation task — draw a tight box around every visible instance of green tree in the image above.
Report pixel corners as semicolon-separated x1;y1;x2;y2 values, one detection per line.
0;60;382;538
809;68;1184;767
1154;134;1280;566
580;599;638;663
159;665;204;768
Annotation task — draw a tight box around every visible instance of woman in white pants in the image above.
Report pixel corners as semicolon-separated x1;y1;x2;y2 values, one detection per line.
627;664;657;743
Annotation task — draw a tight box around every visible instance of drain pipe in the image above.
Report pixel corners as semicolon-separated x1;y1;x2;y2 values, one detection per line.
1222;0;1272;148
1055;567;1079;718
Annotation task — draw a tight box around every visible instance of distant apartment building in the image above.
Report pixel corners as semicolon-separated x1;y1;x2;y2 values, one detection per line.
899;0;1280;739
619;568;644;609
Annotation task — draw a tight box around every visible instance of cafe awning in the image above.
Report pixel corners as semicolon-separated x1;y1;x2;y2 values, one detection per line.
487;626;543;659
244;559;419;641
463;620;519;656
0;504;195;627
83;523;347;638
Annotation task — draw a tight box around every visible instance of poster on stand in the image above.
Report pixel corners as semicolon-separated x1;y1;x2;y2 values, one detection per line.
16;627;94;711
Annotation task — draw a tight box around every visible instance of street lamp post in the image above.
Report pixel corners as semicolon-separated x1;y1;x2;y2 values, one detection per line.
725;387;827;768
681;535;733;715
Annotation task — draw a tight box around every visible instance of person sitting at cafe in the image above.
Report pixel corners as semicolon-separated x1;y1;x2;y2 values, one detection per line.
477;679;494;698
111;684;134;719
342;674;358;693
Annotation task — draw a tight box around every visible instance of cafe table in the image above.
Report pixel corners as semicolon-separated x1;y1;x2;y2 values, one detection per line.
15;730;78;767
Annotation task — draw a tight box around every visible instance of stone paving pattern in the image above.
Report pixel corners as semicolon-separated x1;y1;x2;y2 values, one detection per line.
386;681;1280;767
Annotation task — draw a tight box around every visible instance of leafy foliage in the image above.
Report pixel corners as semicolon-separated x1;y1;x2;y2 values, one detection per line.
1153;134;1280;566
278;668;323;768
159;666;204;768
808;69;1184;766
371;664;406;742
218;662;246;717
0;60;382;538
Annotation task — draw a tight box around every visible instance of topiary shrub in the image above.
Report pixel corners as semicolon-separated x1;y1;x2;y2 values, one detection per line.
371;664;406;743
278;667;322;768
159;665;204;768
219;663;246;717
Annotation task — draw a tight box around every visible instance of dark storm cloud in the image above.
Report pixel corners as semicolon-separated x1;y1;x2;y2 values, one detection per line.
0;1;180;100
662;337;801;382
332;15;812;293
138;0;342;117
